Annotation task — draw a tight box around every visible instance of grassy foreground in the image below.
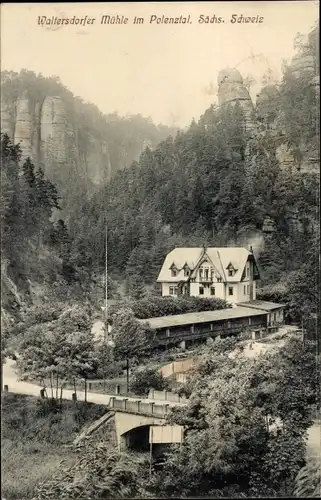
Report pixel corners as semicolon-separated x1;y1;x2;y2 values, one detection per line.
1;393;107;500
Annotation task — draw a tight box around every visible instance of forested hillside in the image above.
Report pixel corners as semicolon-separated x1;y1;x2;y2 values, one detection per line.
1;134;81;328
69;28;319;321
1;70;177;218
1;26;319;327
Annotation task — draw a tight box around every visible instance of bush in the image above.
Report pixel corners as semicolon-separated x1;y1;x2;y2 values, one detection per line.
129;368;170;396
1;393;106;444
108;295;229;322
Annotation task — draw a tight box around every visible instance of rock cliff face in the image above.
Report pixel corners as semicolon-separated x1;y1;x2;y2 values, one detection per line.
1;89;112;186
217;68;255;132
1;71;177;216
218;27;319;238
217;25;319;176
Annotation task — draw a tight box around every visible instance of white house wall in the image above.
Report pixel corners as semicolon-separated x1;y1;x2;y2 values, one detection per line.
162;282;172;296
161;280;256;306
189;281;226;300
237;281;256;302
160;253;258;305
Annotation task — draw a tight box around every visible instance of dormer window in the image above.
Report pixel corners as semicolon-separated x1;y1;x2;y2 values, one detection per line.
226;262;237;277
183;264;190;277
170;263;178;277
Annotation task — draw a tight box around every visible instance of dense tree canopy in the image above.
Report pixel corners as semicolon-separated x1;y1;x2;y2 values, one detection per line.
67;38;319;322
149;335;319;498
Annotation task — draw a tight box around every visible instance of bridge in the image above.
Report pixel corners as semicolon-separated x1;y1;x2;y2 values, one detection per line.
73;395;185;450
3;358;185;450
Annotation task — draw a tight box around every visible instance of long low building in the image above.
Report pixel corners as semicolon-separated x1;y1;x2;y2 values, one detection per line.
138;301;285;349
237;300;285;325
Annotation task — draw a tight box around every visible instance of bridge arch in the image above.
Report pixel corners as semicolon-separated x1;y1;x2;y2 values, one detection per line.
114;411;165;451
121;424;153;451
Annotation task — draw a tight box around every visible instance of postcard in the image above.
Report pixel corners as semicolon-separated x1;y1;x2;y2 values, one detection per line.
1;2;320;499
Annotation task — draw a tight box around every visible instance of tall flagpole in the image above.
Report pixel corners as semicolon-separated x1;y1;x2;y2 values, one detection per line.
103;215;108;393
105;216;108;342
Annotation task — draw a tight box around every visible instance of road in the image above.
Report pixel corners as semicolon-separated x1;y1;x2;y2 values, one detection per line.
2;347;320;458
306;422;321;461
2;358;184;407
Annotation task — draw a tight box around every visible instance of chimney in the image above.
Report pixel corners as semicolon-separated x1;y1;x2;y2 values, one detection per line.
250;245;253;253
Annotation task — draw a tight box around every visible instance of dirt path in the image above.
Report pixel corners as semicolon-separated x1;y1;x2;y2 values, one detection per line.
2;358;185;407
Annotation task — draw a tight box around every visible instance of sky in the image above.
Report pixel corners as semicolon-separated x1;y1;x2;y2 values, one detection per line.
1;1;319;127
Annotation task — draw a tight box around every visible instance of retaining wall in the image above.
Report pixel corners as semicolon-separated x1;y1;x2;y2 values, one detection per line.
160;359;195;378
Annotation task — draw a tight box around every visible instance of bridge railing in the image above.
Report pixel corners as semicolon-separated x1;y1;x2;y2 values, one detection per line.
108;397;170;417
148;389;188;403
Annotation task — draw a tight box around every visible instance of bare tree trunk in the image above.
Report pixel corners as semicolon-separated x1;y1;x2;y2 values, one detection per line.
59;385;63;410
50;372;54;399
73;378;77;400
126;358;129;394
56;373;59;400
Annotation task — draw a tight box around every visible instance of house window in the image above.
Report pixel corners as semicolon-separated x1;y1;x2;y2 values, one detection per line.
228;269;234;277
169;286;175;295
204;268;209;280
247;285;249;295
199;269;203;279
244;285;246;294
228;287;234;296
246;265;249;278
184;267;190;277
174;287;178;295
199;287;204;295
210;287;215;296
217;276;222;283
171;268;177;277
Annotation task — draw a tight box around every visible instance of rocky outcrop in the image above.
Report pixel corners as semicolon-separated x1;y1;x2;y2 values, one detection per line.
84;137;112;184
1;98;15;138
40;96;69;164
256;85;279;131
291;53;315;78
217;24;319;177
1;71;178;217
1;90;121;204
275;143;297;170
14;92;34;161
1;258;26;330
217;68;255;131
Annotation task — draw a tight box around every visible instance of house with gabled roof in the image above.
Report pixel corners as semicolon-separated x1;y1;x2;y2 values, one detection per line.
156;246;260;306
